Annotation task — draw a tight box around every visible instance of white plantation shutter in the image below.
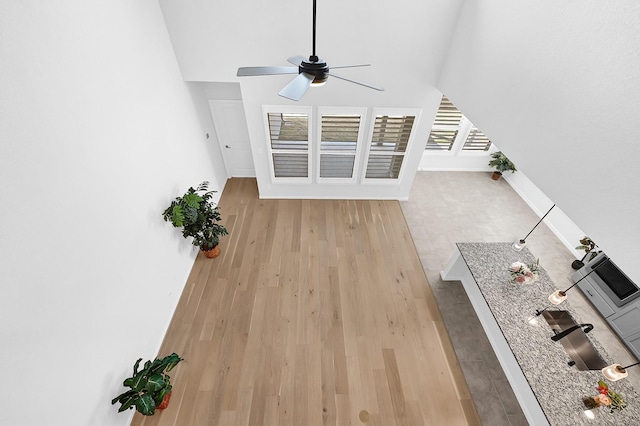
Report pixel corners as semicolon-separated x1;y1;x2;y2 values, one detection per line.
319;113;362;179
425;96;462;151
267;112;310;179
425;96;493;154
462;127;492;151
365;114;416;179
264;107;419;183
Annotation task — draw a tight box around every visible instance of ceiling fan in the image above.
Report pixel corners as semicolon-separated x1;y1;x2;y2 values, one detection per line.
236;0;384;101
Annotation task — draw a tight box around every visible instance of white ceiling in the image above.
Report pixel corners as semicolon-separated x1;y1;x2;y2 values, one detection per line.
158;0;464;100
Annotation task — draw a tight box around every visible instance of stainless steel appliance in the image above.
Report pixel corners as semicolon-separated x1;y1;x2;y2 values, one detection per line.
583;252;640;308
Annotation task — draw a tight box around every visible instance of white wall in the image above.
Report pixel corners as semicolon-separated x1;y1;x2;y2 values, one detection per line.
503;169;588;261
238;80;441;200
0;2;225;425
438;1;640;283
419;152;494;171
201;82;243;101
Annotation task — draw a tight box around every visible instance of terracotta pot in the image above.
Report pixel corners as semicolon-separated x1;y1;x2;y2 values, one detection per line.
202;245;221;258
156;391;172;410
491;171;502;180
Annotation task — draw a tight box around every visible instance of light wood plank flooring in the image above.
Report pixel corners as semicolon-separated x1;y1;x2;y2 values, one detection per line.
132;178;480;426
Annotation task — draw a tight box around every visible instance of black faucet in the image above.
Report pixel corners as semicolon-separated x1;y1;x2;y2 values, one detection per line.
551;323;594;341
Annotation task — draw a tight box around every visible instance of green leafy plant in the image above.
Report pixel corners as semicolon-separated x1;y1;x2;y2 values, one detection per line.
162;181;228;251
111;353;183;416
572;236;600;269
576;236;599;262
488;151;517;174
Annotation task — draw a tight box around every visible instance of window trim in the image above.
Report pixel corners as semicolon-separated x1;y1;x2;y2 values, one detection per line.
425;96;493;157
461;123;493;153
263;105;313;184
316;107;368;184
450;117;492;157
425;96;463;152
361;108;421;184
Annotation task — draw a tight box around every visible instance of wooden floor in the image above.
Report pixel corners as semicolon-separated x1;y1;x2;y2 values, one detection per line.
132;178;480;426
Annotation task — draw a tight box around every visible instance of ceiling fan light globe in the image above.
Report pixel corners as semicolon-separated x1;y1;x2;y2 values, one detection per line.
311;77;328;86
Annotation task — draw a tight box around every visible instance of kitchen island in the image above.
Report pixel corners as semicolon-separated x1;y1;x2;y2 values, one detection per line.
441;243;640;425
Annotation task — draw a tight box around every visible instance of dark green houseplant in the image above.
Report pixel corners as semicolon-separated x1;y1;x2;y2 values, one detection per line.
111;353;183;416
571;236;599;269
162;181;228;257
488;151;517;180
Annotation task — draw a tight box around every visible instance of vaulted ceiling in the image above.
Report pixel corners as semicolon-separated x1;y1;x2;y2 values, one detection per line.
158;0;464;104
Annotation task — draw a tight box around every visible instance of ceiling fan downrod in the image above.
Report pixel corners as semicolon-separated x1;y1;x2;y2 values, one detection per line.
310;0;318;62
299;0;328;84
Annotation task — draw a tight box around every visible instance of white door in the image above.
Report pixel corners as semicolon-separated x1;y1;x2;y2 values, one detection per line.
208;100;255;177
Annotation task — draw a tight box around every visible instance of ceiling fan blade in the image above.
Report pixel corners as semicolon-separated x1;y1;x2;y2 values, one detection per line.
237;66;298;77
278;73;314;101
287;56;306;66
331;64;371;70
329;73;384;91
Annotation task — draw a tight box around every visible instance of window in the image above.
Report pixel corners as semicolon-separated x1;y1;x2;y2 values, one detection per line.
317;108;366;181
364;110;419;180
462;127;492;151
263;107;419;184
425;95;492;154
425;96;462;151
265;108;311;181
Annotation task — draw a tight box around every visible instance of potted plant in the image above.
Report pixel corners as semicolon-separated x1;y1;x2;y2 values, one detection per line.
571;236;599;269
488;151;517;180
111;353;183;416
162;181;229;258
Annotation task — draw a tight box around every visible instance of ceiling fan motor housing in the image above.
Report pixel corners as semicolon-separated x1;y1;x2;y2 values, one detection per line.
301;56;329;84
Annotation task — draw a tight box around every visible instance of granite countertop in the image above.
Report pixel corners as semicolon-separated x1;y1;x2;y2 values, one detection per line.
457;242;640;426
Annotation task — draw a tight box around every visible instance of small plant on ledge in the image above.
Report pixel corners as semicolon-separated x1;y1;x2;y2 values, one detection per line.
571;236;599;269
488;151;517;180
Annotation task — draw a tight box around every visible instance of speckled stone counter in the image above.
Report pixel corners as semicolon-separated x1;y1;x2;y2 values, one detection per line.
442;242;640;426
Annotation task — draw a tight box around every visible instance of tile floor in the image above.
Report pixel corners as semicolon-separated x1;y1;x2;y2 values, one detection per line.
401;171;639;425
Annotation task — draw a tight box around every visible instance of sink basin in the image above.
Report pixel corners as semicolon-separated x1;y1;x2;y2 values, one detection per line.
542;310;607;371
